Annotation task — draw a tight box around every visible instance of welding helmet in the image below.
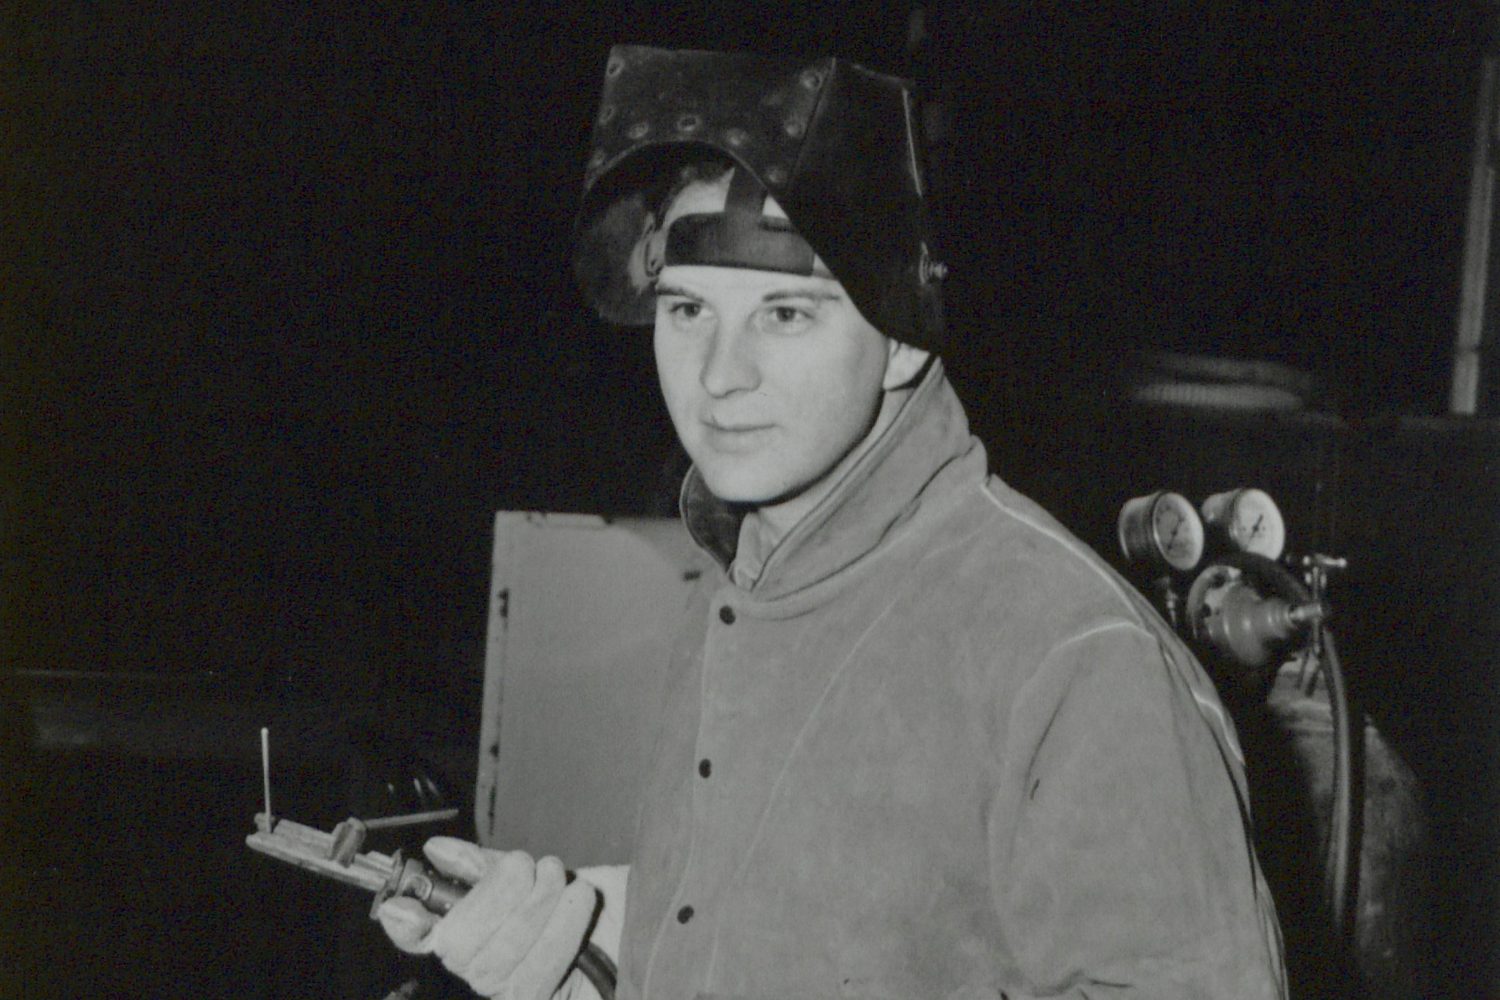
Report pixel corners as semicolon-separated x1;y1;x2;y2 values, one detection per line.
574;45;946;353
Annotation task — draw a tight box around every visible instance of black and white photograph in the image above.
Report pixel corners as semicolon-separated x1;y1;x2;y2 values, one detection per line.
2;3;1496;998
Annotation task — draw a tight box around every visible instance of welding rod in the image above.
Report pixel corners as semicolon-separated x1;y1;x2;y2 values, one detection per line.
260;727;273;832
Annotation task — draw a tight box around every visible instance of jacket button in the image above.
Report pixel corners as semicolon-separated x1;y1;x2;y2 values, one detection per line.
718;606;735;624
698;758;712;778
677;905;695;924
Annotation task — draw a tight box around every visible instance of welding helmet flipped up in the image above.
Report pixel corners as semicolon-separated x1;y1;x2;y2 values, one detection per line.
574;45;946;353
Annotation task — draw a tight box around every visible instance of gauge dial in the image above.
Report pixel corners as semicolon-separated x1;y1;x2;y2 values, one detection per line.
1118;491;1205;573
1201;488;1286;559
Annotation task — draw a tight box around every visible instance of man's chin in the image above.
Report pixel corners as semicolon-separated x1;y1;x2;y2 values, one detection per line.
694;465;797;508
700;482;780;508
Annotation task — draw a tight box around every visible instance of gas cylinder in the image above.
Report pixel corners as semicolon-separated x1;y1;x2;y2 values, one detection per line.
1242;661;1431;1000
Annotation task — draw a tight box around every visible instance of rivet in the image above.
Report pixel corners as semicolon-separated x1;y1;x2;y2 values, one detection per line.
800;68;824;90
912;242;948;283
675;113;703;134
784;118;806;139
598;104;616;125
723;127;749;148
626;121;650;140
605;57;625;78
587;149;607;169
765;165;787;186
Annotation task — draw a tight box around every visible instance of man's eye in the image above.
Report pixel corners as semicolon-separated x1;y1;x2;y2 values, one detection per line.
665;300;704;321
761;304;815;330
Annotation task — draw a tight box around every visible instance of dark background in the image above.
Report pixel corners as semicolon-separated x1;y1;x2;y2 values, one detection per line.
3;2;1497;998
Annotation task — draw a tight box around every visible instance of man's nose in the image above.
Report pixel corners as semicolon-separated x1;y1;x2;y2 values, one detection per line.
699;321;759;397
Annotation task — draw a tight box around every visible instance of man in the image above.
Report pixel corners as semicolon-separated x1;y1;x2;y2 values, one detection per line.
379;46;1288;999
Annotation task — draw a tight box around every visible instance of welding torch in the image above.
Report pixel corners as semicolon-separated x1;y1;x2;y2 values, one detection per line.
247;728;617;997
247;810;617;998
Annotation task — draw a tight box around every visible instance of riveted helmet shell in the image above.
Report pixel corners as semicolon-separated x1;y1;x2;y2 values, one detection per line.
574;45;945;352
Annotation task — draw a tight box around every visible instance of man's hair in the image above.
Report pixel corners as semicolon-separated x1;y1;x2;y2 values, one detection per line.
633;156;738;288
654;156;734;221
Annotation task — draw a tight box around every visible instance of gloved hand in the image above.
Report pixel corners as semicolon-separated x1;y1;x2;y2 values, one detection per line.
376;838;597;1000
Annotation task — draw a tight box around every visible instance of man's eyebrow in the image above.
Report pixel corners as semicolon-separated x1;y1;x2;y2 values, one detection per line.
762;288;842;303
654;283;842;304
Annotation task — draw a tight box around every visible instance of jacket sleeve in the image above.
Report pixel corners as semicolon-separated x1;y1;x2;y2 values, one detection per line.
987;620;1286;999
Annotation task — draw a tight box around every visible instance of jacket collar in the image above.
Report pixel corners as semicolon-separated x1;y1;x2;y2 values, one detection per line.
679;359;979;601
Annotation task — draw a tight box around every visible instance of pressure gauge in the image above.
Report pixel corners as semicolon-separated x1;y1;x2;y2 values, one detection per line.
1118;491;1205;573
1201;488;1286;559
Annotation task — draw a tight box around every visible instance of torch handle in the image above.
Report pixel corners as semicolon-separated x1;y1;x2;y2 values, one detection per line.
388;855;617;999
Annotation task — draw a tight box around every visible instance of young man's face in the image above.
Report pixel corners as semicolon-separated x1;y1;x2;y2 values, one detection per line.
653;262;898;510
650;172;930;517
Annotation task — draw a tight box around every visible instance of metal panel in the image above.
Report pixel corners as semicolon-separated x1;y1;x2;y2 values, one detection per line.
476;512;701;864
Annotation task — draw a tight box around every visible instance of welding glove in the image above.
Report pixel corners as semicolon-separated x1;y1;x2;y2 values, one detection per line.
376;838;597;1000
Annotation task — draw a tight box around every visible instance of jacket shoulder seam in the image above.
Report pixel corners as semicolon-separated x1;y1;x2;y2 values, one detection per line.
977;480;1144;620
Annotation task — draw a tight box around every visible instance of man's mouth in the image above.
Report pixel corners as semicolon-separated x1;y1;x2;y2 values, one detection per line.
706;417;770;432
702;418;775;448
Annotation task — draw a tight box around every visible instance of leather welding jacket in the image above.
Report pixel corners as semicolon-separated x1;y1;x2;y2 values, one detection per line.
614;361;1288;1000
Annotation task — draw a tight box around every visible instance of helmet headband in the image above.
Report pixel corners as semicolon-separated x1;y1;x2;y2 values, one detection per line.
661;167;825;276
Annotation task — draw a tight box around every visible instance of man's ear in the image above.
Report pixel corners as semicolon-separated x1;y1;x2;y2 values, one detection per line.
882;339;931;391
